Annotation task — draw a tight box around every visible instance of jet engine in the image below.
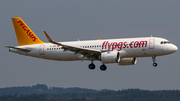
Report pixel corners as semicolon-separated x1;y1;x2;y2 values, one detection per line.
99;51;120;63
119;57;137;65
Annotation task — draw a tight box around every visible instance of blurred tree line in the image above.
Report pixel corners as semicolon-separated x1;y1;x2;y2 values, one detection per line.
0;89;180;101
0;84;180;101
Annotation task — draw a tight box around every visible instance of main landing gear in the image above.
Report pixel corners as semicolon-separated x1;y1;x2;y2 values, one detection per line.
88;57;107;71
88;63;95;70
152;56;157;67
100;64;107;71
88;63;107;71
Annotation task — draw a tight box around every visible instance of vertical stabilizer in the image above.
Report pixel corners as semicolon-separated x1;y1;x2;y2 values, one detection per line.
12;17;45;46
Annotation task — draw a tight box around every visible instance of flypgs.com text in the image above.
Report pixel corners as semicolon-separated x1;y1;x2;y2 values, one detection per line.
102;41;148;51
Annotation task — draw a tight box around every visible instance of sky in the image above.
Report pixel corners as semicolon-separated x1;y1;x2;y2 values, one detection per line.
0;0;180;90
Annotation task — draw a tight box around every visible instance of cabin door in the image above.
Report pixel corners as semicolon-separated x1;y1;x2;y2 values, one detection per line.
149;39;155;49
39;45;45;55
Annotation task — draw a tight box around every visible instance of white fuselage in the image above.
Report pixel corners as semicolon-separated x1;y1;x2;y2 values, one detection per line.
9;37;177;62
9;17;178;70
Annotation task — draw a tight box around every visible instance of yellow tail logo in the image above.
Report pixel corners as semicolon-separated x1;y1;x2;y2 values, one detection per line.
12;17;45;46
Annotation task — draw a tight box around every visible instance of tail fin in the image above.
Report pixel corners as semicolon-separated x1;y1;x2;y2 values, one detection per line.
12;17;45;46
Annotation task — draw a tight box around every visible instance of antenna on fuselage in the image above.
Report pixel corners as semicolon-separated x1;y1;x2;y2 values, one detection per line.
151;35;153;37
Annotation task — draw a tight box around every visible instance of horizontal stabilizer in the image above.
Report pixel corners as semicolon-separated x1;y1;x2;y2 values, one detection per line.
5;46;31;52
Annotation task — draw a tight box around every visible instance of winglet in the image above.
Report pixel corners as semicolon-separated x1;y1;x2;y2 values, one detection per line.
44;31;53;42
44;31;62;46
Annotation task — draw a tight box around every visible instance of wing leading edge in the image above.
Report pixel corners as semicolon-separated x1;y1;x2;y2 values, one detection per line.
44;31;101;58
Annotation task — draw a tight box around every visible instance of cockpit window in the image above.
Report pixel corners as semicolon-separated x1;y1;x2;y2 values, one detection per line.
160;41;170;44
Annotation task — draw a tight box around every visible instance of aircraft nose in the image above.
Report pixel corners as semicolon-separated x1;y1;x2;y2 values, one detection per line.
171;44;178;53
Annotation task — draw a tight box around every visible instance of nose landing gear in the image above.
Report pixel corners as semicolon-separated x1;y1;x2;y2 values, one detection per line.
152;56;158;67
153;63;157;67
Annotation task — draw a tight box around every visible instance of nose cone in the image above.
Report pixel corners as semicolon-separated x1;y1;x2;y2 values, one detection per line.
170;44;178;53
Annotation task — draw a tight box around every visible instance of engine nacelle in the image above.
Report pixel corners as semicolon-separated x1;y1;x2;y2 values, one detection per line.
100;51;120;63
119;57;137;65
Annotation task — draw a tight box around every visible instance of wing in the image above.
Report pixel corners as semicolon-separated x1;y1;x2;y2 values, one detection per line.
44;31;101;58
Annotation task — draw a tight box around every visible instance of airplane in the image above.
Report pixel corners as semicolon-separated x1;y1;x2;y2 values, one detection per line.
6;17;178;71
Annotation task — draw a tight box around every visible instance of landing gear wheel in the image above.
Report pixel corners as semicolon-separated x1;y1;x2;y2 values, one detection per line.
152;56;158;67
88;63;95;70
100;64;107;71
153;63;157;67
